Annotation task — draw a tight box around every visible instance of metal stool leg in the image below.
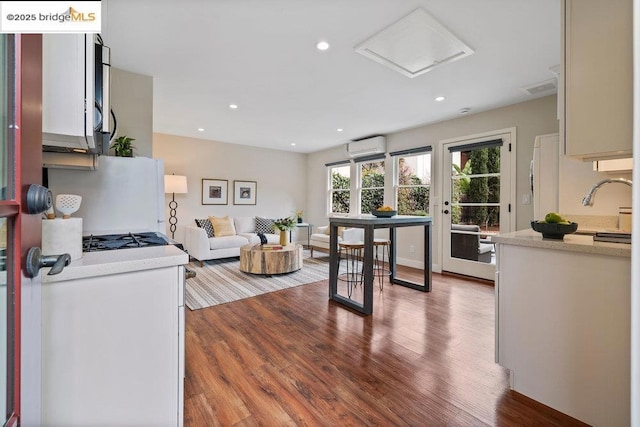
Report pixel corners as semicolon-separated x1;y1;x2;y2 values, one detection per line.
373;240;391;291
374;244;383;290
339;242;364;299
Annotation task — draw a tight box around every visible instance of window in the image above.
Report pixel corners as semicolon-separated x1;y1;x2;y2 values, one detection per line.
357;156;385;214
328;163;350;214
390;146;431;216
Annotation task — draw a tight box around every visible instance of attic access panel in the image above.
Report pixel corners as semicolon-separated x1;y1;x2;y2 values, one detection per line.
355;8;474;78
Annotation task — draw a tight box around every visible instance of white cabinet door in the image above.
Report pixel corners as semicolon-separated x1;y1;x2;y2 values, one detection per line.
497;243;630;426
42;266;181;427
42;34;95;151
563;0;632;160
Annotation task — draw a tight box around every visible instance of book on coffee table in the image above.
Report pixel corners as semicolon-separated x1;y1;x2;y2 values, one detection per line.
261;244;284;250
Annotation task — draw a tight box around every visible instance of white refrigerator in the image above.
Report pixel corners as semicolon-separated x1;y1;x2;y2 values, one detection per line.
47;156;166;235
530;133;560;220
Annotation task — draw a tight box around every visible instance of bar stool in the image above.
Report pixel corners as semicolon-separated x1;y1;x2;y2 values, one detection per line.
337;240;364;298
373;238;391;290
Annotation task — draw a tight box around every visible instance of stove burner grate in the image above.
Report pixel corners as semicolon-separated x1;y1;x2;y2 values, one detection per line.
82;232;170;252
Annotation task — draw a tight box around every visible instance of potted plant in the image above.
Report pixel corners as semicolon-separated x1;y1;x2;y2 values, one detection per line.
111;135;136;157
295;209;303;223
273;216;296;245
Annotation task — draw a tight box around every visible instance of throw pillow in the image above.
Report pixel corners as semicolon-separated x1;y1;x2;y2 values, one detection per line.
209;216;236;237
234;216;256;234
255;217;276;234
194;218;215;238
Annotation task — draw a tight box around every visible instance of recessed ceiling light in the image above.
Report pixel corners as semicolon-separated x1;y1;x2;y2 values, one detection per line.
290;142;296;146
434;96;445;102
336;128;343;132
316;41;330;51
229;104;238;109
197;128;204;132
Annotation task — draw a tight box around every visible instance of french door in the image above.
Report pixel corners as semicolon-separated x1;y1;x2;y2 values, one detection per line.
441;129;515;281
0;34;44;427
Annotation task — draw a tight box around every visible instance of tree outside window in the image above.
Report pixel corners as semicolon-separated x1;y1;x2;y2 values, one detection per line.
451;146;500;230
359;160;384;214
396;153;430;216
329;165;350;214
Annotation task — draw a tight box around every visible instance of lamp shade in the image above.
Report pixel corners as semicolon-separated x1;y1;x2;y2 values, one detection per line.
164;175;188;194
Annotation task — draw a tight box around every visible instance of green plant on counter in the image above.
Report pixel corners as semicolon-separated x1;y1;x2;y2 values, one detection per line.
111;135;136;157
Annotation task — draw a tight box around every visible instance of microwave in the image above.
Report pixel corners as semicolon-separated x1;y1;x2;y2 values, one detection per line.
42;34;113;155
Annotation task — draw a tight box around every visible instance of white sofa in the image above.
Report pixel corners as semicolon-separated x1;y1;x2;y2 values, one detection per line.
184;216;284;265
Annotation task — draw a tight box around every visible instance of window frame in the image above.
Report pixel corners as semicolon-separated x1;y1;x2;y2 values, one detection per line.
393;151;432;216
356;156;385;215
326;162;351;216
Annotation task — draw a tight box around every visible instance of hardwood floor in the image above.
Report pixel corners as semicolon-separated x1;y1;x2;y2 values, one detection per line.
184;267;587;426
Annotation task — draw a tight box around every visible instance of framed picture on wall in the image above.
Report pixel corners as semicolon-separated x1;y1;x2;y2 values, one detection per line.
202;179;228;205
233;180;257;205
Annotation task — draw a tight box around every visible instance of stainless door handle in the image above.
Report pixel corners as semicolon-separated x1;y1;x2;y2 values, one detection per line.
25;247;71;278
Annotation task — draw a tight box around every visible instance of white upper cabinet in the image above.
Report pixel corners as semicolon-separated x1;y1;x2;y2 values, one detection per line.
42;34;94;149
561;0;633;160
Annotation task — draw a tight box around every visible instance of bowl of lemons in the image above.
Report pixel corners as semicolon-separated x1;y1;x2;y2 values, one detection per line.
372;205;397;217
531;212;578;239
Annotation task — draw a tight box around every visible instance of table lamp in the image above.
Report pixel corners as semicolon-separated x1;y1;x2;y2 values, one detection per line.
164;174;188;239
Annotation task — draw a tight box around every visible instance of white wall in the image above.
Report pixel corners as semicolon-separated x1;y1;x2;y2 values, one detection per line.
111;68;153;158
153;133;308;243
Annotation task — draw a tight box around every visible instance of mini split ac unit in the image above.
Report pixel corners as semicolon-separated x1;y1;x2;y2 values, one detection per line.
346;136;386;158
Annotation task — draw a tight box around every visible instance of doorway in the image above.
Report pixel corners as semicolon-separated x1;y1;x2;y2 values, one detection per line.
441;129;515;280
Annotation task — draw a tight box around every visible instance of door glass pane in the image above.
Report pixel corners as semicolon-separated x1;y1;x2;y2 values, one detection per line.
0;33;15;424
450;145;500;264
0;35;8;200
0;218;6;418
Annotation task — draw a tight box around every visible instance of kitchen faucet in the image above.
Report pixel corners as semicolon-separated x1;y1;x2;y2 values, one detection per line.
581;178;633;206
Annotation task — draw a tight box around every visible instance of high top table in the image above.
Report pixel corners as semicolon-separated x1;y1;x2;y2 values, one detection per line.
328;215;432;315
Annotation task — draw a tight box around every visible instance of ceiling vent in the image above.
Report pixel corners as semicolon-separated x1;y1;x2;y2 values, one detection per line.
354;8;475;79
521;78;557;96
346;136;386;158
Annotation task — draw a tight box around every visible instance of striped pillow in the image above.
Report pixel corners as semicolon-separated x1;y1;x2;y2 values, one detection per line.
255;217;275;234
194;218;215;238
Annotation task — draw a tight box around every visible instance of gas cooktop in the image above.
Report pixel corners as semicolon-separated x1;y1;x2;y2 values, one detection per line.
82;232;170;252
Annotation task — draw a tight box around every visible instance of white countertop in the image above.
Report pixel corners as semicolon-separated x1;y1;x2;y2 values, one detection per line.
42;245;189;283
491;229;631;258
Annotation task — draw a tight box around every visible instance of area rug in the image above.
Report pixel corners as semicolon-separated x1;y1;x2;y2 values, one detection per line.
185;251;330;310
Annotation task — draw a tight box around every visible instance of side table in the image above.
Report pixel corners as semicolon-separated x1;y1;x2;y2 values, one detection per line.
291;222;313;248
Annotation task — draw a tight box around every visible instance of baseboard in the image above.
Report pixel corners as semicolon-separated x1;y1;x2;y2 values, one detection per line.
440;270;495;285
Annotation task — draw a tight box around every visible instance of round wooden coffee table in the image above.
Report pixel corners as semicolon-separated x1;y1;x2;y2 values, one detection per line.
239;244;303;275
